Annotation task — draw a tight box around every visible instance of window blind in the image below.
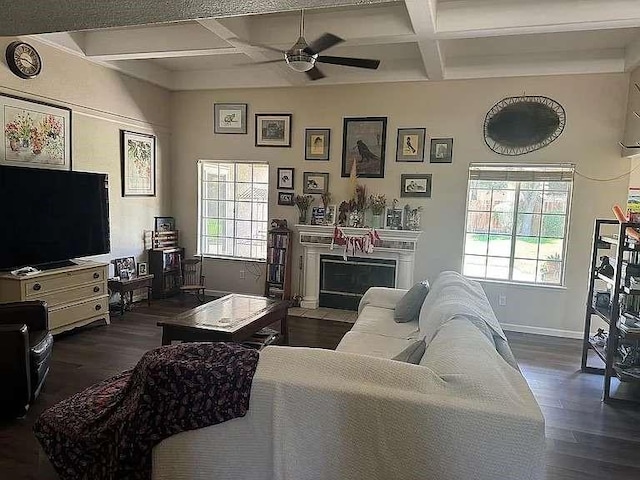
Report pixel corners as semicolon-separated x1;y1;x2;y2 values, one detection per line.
468;163;575;182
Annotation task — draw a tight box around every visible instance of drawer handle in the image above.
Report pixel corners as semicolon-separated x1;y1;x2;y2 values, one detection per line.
95;304;102;311
93;286;100;293
33;283;41;291
93;272;100;279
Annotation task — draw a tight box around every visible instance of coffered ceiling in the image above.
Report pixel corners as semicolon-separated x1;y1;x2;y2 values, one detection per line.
11;0;640;90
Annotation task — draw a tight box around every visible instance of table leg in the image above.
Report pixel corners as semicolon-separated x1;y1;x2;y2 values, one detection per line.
281;312;289;346
161;328;172;346
120;292;125;316
147;286;152;307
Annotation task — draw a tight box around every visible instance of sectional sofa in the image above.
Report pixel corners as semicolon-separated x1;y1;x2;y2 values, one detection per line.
152;271;545;480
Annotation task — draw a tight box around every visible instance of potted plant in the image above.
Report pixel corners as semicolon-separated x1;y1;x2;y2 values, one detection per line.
295;195;314;224
368;194;386;229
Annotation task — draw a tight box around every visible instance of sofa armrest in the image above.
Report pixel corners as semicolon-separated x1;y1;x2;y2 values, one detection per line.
0;301;48;332
358;287;408;315
0;324;31;415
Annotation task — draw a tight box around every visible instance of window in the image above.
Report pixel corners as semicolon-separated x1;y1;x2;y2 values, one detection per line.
463;163;574;286
198;161;269;261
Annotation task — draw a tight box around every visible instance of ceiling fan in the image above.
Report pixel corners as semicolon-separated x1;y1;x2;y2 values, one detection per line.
234;10;381;80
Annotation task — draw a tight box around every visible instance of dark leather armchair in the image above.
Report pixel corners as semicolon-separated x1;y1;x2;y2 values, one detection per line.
0;301;53;417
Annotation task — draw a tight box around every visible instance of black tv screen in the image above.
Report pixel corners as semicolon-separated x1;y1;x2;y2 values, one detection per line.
0;166;110;270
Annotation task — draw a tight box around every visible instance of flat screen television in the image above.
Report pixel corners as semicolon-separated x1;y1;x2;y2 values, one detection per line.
0;166;110;270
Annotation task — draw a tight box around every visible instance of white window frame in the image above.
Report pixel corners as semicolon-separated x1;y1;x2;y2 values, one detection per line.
197;160;269;262
462;163;574;287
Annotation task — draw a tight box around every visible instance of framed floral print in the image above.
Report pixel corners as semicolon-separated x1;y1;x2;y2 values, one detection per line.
1;93;71;170
121;130;156;197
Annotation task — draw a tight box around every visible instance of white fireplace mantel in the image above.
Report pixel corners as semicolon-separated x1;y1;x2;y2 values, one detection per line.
295;225;422;309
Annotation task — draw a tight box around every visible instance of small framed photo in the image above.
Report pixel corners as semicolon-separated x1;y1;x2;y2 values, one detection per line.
120;269;131;281
430;138;453;163
385;207;404;230
278;191;295;206
277;168;294;190
214;103;247;134
154;216;175;231
401;174;432;198
113;256;136;278
311;206;325;225
303;172;329;194
324;205;337;225
255;113;292;147
137;262;148;276
396;128;425;162
305;128;330;161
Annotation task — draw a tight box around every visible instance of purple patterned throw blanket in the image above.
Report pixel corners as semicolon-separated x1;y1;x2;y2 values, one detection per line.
34;342;259;480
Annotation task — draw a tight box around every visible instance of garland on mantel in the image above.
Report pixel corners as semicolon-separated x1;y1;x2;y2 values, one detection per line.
330;226;381;260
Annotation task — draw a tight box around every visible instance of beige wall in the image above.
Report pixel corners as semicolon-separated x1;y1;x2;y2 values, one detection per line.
172;73;631;336
0;38;172;271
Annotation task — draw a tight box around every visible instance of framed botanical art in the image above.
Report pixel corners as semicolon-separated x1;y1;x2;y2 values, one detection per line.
324;205;337;225
255;113;292;147
430;138;454;163
1;93;72;170
341;117;387;178
213;103;247;134
278;191;295;206
121;130;156;197
384;207;404;230
401;174;432;198
277;167;294;190
303;172;329;194
305;128;330;161
396;128;425;162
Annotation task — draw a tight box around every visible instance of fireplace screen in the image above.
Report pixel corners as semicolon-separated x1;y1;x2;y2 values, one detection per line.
319;255;396;310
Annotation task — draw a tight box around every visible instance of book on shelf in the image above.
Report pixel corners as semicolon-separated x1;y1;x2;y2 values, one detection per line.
267;232;289;249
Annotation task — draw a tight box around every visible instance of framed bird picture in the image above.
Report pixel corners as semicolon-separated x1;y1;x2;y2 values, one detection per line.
341;117;387;178
396;128;426;162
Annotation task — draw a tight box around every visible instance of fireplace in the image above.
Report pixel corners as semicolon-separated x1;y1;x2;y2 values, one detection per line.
296;225;421;310
319;255;396;310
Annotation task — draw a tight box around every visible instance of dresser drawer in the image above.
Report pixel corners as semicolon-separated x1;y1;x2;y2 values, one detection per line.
49;296;109;330
39;282;106;308
24;267;105;297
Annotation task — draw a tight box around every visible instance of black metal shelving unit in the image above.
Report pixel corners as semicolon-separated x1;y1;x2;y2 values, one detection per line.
581;219;640;403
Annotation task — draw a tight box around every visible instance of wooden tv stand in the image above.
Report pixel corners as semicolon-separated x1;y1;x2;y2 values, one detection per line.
0;260;110;335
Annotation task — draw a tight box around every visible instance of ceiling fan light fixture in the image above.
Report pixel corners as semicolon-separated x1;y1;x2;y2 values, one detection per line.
285;53;316;72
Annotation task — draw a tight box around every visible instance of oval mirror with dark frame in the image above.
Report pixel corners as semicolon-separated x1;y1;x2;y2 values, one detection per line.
484;96;566;156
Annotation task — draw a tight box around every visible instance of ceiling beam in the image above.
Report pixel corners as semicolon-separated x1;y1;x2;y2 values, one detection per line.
0;0;394;36
445;50;624;80
197;18;304;87
404;0;444;80
436;0;640;39
625;36;640;71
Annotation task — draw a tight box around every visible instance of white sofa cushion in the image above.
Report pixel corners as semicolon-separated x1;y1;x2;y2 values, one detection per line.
358;287;408;314
351;305;420;339
336;331;418;359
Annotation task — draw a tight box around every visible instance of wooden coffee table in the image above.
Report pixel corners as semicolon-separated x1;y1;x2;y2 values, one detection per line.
158;294;289;346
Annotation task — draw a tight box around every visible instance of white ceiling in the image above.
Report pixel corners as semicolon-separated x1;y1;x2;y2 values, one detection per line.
27;0;640;90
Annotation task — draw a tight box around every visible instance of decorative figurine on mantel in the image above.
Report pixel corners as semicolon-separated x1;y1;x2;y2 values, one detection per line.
597;255;614;279
338;201;349;226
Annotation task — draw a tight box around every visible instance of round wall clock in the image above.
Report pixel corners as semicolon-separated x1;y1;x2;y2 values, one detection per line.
5;41;42;79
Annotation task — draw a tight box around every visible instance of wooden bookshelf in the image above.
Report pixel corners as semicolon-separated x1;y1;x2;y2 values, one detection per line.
265;227;292;301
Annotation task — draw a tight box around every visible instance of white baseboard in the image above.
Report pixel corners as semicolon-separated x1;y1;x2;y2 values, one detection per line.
500;323;582;339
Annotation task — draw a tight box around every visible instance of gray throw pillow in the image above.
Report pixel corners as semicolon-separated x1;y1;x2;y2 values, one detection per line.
392;339;426;364
394;280;430;323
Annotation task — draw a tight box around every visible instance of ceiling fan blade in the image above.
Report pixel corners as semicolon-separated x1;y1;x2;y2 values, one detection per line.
317;55;380;70
305;66;325;81
231;37;286;54
303;33;344;54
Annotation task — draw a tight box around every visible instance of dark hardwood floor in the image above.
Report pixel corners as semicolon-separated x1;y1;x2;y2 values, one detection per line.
1;299;639;479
